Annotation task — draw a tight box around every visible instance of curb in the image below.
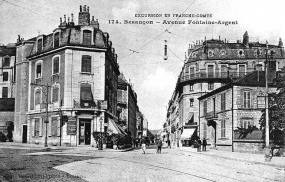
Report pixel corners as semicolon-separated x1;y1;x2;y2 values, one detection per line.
178;148;285;169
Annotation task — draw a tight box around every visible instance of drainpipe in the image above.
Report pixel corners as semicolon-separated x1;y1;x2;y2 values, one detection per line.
232;86;234;152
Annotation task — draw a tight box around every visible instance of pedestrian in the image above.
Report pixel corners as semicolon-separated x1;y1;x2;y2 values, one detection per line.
141;137;146;154
197;138;202;152
135;138;139;147
202;138;207;151
167;139;171;149
156;138;163;154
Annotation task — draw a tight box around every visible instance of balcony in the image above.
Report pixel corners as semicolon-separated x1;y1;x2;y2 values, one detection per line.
180;71;247;82
73;99;97;109
117;98;127;105
205;111;218;120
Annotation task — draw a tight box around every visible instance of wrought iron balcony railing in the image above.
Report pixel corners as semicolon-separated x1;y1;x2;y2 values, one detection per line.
180;71;247;82
205;111;218;120
73;99;97;109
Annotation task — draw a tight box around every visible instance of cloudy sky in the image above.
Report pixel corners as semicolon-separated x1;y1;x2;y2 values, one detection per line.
1;0;285;130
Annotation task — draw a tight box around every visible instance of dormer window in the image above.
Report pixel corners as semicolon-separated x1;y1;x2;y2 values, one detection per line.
54;32;60;48
37;38;43;52
83;30;92;45
238;49;244;57
208;50;214;57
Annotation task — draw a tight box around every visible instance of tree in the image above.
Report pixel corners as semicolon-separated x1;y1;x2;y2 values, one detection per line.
259;68;285;145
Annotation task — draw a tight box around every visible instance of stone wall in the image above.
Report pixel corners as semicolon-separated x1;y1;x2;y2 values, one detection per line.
233;141;263;153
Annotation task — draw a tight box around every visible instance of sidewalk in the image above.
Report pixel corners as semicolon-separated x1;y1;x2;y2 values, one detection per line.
0;142;134;152
178;146;285;168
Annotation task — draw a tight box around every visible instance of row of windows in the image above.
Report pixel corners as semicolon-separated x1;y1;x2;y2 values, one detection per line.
185;64;247;75
35;55;92;79
33;117;59;137
37;30;93;53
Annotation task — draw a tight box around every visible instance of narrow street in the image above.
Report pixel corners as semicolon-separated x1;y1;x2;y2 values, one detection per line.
1;145;284;182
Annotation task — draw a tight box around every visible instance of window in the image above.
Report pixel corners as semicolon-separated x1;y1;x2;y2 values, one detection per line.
221;92;226;110
37;38;43;52
3;72;8;82
221;119;226;138
34;118;40;137
239;65;246;77
52;85;59;103
241;120;252;129
208;65;214;78
221;65;228;78
256;64;263;71
190;98;194;107
83;30;92;45
51;117;58;137
2;87;8;98
203;123;207;139
54;32;60;48
190;84;194;91
3;57;10;67
257;96;265;109
243;91;251;108
190;67;195;79
36;63;42;78
53;57;59;74
80;84;93;101
35;89;41;106
203;100;207;116
81;55;91;73
208;82;214;90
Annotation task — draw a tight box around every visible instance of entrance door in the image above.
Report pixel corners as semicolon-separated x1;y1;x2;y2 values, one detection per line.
79;119;91;145
22;125;27;143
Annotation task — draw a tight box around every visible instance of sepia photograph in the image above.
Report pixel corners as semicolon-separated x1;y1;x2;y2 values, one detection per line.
0;0;285;181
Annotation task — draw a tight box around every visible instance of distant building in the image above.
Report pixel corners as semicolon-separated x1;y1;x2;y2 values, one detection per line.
166;32;285;149
117;73;138;139
0;44;16;140
14;5;120;146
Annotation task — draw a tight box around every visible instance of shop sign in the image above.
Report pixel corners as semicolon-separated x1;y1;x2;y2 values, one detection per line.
67;117;77;135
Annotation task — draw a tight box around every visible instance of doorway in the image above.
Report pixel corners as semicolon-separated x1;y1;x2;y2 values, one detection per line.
22;125;27;143
79;119;91;145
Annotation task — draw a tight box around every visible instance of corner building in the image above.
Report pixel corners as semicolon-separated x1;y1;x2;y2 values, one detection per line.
14;5;120;146
166;32;285;148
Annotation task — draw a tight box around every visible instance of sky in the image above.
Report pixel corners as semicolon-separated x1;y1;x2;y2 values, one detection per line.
1;0;285;130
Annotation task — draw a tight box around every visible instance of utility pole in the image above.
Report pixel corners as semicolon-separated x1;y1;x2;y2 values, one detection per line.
31;82;51;148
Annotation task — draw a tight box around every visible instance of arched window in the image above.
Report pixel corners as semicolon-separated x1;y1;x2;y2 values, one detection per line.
83;30;92;45
81;55;91;73
54;32;60;48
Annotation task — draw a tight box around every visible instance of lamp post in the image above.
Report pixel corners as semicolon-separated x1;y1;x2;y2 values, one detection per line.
98;116;103;150
31;82;51;148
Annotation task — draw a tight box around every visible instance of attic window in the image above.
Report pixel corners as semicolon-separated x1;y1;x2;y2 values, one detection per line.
238;50;244;56
83;30;92;45
220;50;226;56
208;50;214;57
54;32;60;48
37;38;43;52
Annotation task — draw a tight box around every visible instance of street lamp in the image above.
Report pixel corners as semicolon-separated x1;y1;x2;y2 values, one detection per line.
98;116;103;150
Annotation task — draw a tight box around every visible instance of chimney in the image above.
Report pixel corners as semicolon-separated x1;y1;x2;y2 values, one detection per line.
90;16;100;29
278;38;283;48
69;13;75;26
103;32;109;46
243;31;249;47
78;5;90;26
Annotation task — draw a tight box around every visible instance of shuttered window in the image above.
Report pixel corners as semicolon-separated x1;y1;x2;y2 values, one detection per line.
52;86;59;102
2;87;8;98
221;92;226;110
83;30;92;45
35;89;41;105
221;119;226;138
34;118;40;137
81;55;91;73
51;117;58;137
203;100;207;116
54;32;60;48
208;65;214;78
53;57;59;74
80;84;93;101
243;91;251;108
239;65;246;77
3;57;10;67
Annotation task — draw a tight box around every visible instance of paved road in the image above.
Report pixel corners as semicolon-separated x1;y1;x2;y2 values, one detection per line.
1;145;284;182
54;147;284;182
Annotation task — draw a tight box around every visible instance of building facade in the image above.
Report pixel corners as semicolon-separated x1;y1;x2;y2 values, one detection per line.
165;32;285;149
117;73;138;139
14;5;120;147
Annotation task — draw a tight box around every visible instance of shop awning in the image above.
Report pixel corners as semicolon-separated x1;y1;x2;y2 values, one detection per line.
108;119;127;135
180;128;196;140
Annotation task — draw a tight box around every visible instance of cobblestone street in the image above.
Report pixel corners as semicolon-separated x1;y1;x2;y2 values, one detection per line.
1;144;284;182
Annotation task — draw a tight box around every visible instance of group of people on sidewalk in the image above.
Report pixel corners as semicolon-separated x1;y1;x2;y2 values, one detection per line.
140;137;169;154
196;137;207;152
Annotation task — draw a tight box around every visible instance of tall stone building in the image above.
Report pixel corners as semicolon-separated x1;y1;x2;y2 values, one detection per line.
14;5;120;147
165;32;285;148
